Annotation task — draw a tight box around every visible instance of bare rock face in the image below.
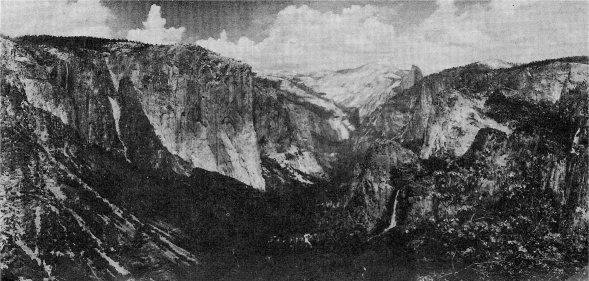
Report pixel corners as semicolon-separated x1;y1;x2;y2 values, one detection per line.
349;57;589;233
106;44;265;189
0;36;361;278
459;126;588;231
2;36;366;195
360;59;588;158
1;38;198;279
400;65;424;90
1;38;121;151
276;63;423;119
253;76;357;185
2;34;587;278
345;140;418;232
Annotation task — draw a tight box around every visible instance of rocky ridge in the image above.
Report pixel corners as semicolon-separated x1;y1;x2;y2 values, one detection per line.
276;63;423;119
1;37;199;280
1;35;587;280
348;57;589;234
0;35;369;279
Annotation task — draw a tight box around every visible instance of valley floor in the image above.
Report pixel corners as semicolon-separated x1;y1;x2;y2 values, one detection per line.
179;247;588;281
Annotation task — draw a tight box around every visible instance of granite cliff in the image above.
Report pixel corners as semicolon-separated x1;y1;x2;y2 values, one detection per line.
348;57;589;237
1;35;587;280
275;63;423;119
1;37;200;280
0;35;360;279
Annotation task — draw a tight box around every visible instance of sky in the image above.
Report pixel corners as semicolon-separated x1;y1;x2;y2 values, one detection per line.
1;0;587;74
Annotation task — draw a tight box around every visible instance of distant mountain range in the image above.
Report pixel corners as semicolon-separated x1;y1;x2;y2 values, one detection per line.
273;63;423;119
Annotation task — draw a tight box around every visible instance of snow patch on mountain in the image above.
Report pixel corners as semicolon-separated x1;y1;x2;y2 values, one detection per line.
44;177;67;200
107;97;122;138
475;59;514;69
107;97;130;162
159;236;198;264
275;76;342;114
286;63;420;117
96;249;130;276
328;117;351;141
104;56;120;92
35;207;42;236
265;75;356;141
265;146;325;183
150;222;199;264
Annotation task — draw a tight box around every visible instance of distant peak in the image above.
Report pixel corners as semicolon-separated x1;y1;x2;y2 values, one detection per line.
475;59;514;69
410;65;423;79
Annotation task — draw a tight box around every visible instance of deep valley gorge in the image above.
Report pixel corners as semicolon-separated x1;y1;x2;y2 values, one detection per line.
1;35;588;281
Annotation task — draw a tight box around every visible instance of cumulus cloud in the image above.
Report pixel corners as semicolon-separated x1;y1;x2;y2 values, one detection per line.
196;0;588;73
127;4;186;45
0;0;113;38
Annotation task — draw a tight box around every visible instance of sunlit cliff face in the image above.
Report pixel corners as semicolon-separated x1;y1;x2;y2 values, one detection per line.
1;32;587;280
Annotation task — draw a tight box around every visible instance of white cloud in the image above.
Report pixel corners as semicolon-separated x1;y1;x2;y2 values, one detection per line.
0;0;113;38
126;4;185;45
196;1;588;74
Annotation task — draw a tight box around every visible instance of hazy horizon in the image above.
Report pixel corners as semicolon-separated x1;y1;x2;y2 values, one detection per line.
2;0;587;74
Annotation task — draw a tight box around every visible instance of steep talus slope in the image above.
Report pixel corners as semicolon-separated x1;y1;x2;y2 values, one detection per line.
2;34;587;279
276;63;423;118
0;36;360;279
348;57;589;233
1;38;198;280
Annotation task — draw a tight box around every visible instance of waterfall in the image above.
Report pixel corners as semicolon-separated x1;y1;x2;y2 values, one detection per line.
385;189;400;231
65;62;69;90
